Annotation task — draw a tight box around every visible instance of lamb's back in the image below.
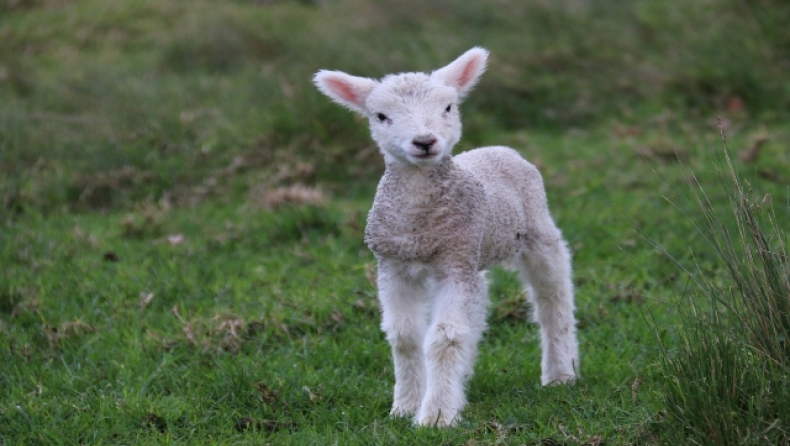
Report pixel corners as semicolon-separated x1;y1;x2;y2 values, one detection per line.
453;146;552;267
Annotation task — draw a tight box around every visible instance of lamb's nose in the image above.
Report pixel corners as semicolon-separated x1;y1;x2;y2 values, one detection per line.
412;135;437;152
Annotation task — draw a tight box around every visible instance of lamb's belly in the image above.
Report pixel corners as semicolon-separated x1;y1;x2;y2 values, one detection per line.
479;220;527;268
479;243;520;270
366;232;442;262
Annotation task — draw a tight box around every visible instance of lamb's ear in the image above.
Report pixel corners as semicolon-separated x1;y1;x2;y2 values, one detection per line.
313;70;377;114
431;47;489;99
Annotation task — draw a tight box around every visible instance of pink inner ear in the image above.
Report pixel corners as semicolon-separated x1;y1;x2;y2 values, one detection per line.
327;78;360;106
457;58;480;88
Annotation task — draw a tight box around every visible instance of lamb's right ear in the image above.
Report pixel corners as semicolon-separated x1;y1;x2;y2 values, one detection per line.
313;70;377;114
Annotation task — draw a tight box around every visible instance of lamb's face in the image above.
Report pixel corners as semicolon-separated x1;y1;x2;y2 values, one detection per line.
365;74;461;167
313;47;488;168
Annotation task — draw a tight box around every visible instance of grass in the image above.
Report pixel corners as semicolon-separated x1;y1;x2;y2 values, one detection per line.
1;0;790;444
2;131;682;444
648;133;790;445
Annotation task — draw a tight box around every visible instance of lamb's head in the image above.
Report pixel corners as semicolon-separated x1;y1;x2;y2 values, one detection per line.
313;47;488;167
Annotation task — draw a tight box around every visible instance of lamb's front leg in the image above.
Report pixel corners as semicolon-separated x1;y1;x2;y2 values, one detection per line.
417;273;489;427
378;261;431;418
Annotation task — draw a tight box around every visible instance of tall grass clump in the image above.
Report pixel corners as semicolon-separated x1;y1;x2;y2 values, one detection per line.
653;130;790;445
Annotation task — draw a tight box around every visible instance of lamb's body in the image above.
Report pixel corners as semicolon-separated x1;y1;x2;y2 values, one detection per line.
367;146;550;270
314;47;578;427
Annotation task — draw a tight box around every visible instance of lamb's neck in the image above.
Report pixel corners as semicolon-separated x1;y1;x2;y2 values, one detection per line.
374;157;465;226
383;156;457;194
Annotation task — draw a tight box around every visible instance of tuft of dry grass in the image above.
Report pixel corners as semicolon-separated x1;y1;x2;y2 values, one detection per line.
120;200;169;239
43;319;96;350
256;184;327;210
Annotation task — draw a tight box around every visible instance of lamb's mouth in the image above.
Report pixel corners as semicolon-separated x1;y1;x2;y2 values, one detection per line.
412;151;439;160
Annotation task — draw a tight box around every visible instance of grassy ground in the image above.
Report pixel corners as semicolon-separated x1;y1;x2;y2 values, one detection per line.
1;0;789;444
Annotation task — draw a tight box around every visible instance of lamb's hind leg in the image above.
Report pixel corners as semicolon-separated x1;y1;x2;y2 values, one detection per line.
519;229;579;385
378;261;431;418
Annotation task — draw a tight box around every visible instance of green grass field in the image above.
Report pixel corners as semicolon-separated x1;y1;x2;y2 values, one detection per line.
2;0;789;444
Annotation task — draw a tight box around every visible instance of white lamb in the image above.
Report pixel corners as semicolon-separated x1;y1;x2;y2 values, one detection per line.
313;47;579;427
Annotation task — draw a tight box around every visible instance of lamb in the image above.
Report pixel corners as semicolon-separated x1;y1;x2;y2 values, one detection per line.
313;47;579;427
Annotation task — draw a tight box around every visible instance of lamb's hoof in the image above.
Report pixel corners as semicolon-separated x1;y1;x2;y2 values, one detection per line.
414;410;459;428
390;405;418;419
541;373;578;386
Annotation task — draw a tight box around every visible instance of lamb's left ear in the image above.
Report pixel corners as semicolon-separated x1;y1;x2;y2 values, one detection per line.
431;47;489;99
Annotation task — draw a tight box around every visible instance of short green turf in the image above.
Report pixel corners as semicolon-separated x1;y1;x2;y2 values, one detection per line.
2;0;789;444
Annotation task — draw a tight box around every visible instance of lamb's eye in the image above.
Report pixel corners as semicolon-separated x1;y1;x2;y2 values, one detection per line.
445;104;452;113
376;113;388;123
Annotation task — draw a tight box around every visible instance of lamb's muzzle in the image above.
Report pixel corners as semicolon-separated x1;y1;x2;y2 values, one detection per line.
313;46;579;428
412;135;437;152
